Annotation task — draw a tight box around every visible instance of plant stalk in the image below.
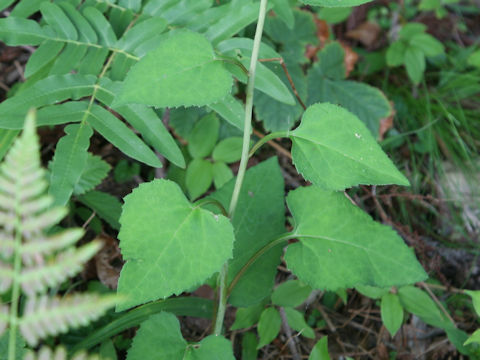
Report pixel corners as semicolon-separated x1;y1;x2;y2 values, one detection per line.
213;0;269;336
8;202;23;360
249;131;289;158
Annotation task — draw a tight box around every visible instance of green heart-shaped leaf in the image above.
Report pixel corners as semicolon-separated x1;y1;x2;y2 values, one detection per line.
290;103;409;190
127;312;235;360
117;179;235;311
284;186;427;290
116;30;232;108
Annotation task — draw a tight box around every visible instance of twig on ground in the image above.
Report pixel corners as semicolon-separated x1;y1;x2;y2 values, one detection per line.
279;307;301;360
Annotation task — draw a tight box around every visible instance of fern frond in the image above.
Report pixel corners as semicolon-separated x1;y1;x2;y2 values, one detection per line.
20;241;101;296
24;346;102;360
0;262;13;292
21;208;67;236
73;154;111;196
0;232;14;258
0;111;116;355
0;74;97;127
24;347;68;360
20;229;84;263
20;294;117;346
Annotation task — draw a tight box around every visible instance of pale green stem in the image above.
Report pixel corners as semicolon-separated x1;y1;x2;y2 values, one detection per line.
249;131;289;158
213;0;269;336
8;199;22;360
228;0;269;218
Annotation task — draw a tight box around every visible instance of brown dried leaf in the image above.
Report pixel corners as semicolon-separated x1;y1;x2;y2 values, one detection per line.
305;44;321;61
346;21;381;47
379;102;395;140
340;42;359;77
314;16;330;45
94;234;122;289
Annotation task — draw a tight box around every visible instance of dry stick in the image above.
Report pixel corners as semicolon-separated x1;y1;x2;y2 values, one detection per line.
258;57;307;111
423;282;464;294
82;211;97;229
279;307;301;360
419;282;457;327
317;304;336;333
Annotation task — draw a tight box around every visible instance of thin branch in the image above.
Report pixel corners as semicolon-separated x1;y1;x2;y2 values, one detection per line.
279;307;301;360
259;57;307;110
419;282;457;328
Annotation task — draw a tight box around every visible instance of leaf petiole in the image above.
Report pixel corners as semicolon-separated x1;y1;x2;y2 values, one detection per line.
193;198;228;217
249;131;290;158
215;54;249;75
227;232;294;297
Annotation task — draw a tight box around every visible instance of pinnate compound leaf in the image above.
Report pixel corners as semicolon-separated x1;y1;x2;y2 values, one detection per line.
241;332;258;360
464;329;480;346
187;113;219;158
300;0;373;6
0;330;26;360
87;104;162;168
0;112;116;348
116;30;232;108
284;307;315;338
204;0;266;45
257;307;281;349
271;280;312;307
212;137;243;163
356;285;389;299
185;158;213;200
0;129;19;162
290;103;409;190
230;303;265;331
386;41;407;67
284;186;427;291
212;162;233;189
0;74;97;128
96;78;185;168
410;33;444;57
48;123;93;206
465;290;480;317
117;180;235;311
77;190;122;230
20;293;117;347
208;95;245;131
225;58;295;106
404;46;425;85
73;153;111;196
254;59;306;132
307;42;392;135
381;293;404;337
264;10;317;65
0;17;45;45
271;0;295;28
309;337;331;360
127;312;235;360
397;285;448;329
